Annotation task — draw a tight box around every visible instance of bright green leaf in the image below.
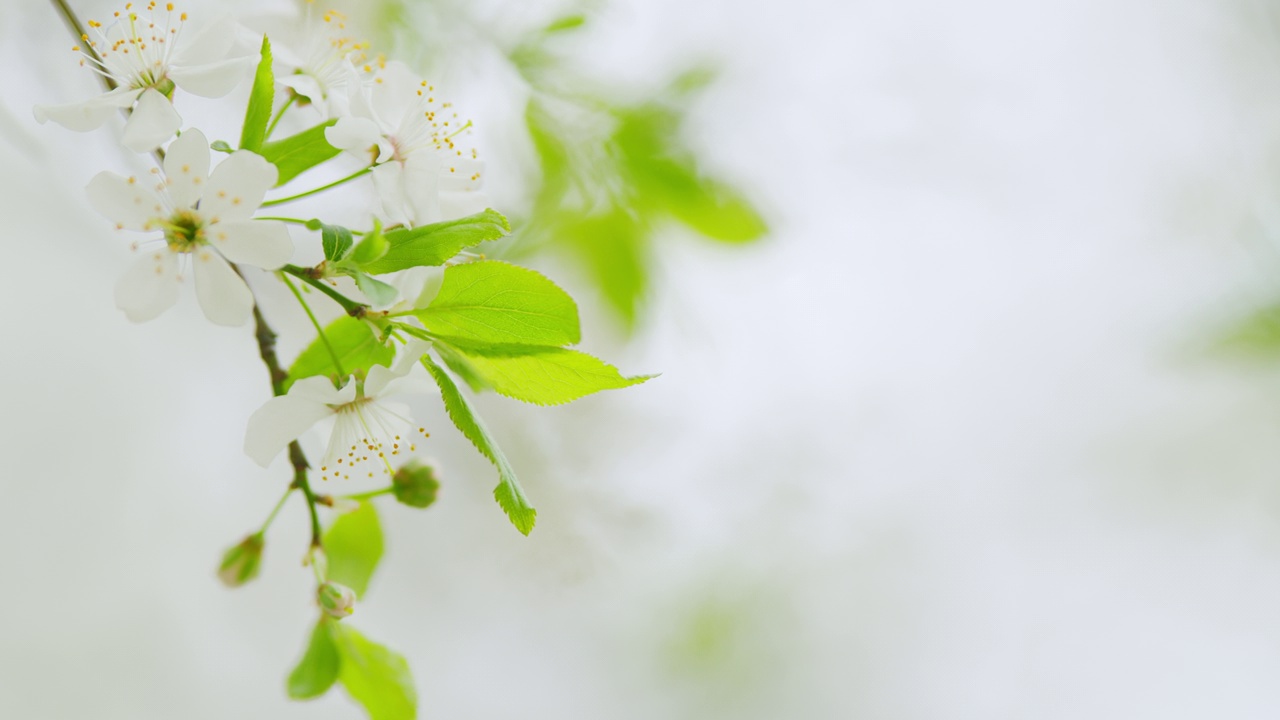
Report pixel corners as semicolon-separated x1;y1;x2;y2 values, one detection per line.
353;272;399;307
543;13;587;33
422;354;536;535
438;342;653;406
434;342;490;393
260;120;341;186
335;625;417;720
286;317;394;391
350;221;389;265
287;618;341;700
561;209;648;331
359;210;510;274
323;502;383;598
415;261;580;346
1216;303;1280;356
239;36;274;153
322;223;354;262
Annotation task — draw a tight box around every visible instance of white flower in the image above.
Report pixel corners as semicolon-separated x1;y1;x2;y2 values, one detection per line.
86;128;293;326
34;5;255;153
326;61;487;227
248;7;370;118
244;344;430;480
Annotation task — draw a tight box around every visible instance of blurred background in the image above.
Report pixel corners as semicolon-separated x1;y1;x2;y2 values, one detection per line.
5;0;1280;717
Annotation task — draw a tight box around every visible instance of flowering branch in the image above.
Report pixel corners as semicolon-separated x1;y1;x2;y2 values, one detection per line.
281;264;369;317
48;0;117;91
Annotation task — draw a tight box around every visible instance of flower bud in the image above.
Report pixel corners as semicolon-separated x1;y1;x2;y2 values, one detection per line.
217;534;264;588
317;582;357;619
393;460;440;509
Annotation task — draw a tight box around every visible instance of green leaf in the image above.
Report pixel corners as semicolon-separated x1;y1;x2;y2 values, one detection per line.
438;342;653;406
561;209;648;331
286;317;394;391
322;223;355;262
350;221;389;265
335;625;417;720
359;210;510;274
210;139;234;154
323;502;383;598
543;13;587;33
434;342;490;393
287;619;341;700
239;36;274;153
1215;303;1280;356
422;354;536;535
414;261;580;346
353;272;399;307
260;120;341;186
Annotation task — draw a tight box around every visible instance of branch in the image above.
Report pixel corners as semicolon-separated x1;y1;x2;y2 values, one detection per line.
281;264;369;317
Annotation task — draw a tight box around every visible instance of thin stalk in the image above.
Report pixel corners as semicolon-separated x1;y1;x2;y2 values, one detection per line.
282;273;346;378
49;0;117;91
264;95;295;141
258;486;295;535
281;265;368;317
261;167;372;208
256;216;313;226
342;487;395;503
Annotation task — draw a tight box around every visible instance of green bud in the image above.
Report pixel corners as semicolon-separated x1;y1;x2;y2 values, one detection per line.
217;534;264;588
153;77;176;99
393;460;440;509
317;582;357;619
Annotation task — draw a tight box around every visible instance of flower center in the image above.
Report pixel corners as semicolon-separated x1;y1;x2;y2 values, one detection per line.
163;209;206;252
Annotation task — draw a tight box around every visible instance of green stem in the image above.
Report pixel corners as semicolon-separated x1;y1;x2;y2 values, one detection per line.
281;265;369;317
258;486;295;535
256;216;313;226
389;322;435;342
264;94;295;141
282;273;346;378
261;167;372;208
49;0;117;91
342;487;395;502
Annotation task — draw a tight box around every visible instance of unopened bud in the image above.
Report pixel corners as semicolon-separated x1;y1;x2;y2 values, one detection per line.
317;582;356;619
217;534;264;588
393;460;440;509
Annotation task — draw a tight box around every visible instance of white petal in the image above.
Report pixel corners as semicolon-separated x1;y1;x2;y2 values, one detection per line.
369;62;420;128
192;252;253;326
371;162;412;226
86;172;165;231
279;74;325;107
439;158;484;192
121;89;181;153
366;341;426;397
163;129;211;210
325;116;382;153
244;394;334;467
203;151;278;222
210;221;293;269
291;375;356;405
364;364;399;399
170;55;257;98
115;250;180;323
171;14;237;67
403;151;442;226
33;88;140;132
440;191;491;223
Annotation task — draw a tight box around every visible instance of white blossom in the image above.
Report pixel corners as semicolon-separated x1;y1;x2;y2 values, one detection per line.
86;129;293;326
326;61;487;227
34;4;254;153
247;7;369;118
244;344;430;479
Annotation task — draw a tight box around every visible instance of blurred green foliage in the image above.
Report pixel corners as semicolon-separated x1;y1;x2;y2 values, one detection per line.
353;0;768;330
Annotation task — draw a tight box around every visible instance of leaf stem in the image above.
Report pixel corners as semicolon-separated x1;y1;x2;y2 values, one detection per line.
258;486;295;535
282;273;346;378
256;216;313;226
261;167;372;207
342;487;395;502
281;264;369;317
264;94;295;142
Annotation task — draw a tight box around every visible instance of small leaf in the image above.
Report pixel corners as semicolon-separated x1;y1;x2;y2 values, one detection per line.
323;502;383;598
287;619;341;700
322;223;355;262
360;210;510;274
1216;303;1280;356
239;36;274;153
336;625;418;720
350;221;389;265
260;120;341;186
422;354;536;534
210;140;234;154
543;14;586;33
352;272;399;307
560;209;648;331
414;261;580;346
437;342;653;406
286;317;394;391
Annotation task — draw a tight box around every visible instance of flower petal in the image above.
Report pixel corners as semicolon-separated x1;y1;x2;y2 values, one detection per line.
440;191;491;223
244;393;334;467
366;341;427;397
291;375;356;405
170;14;237;67
403;151;442;226
170;55;257;99
325;116;382;153
371;162;412;226
192;252;253;326
203;151;278;222
163;128;212;210
115;249;180;323
439;158;483;192
210;220;293;269
33;87;140;132
369;62;420;129
87;172;165;231
279;74;325;108
121;88;181;153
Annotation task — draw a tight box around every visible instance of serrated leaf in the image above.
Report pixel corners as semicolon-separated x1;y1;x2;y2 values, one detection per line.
287;618;341;700
322;223;355;262
353;272;399;307
260;120;340;186
437;342;653;406
239;36;274;153
422;354;535;534
335;625;417;720
359;210;510;274
286;317;394;391
434;342;490;393
350;223;389;265
414;261;580;346
323;502;383;598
